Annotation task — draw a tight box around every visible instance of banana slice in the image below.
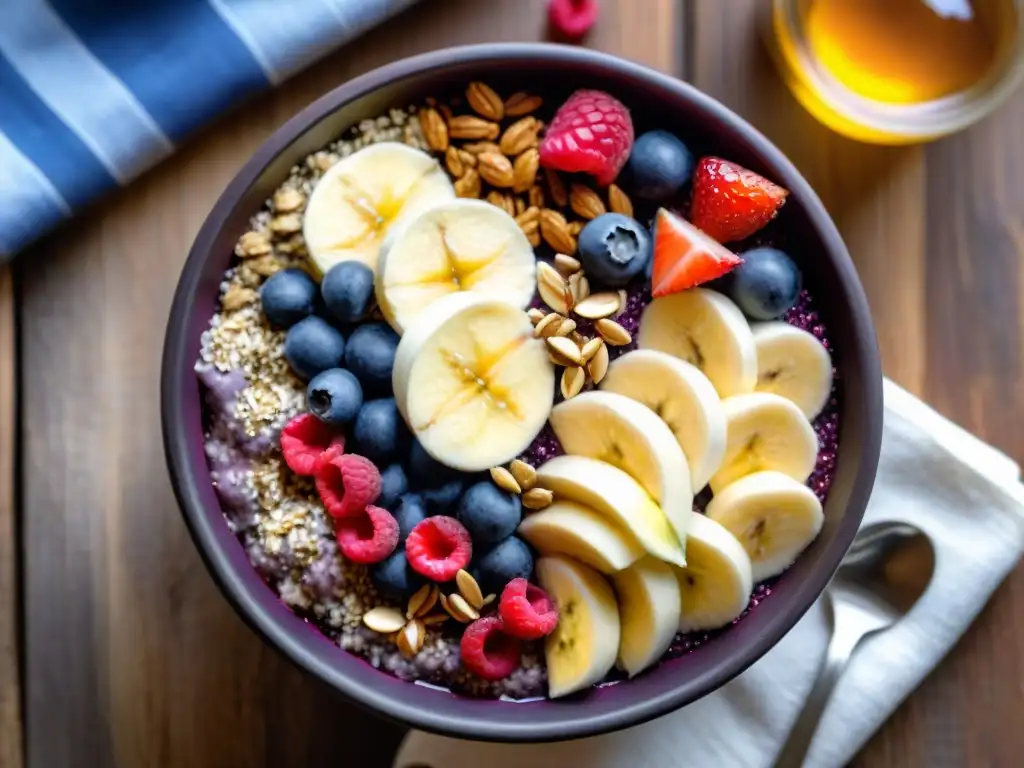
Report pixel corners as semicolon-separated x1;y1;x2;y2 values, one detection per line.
535;556;620;699
706;470;824;581
518;500;645;574
709;392;819;494
612;557;681;678
752;322;833;420
535;456;686;567
637;288;757;399
303;143;455;275
376;199;536;335
393;293;554;472
600;350;727;492
549;391;694;548
674;513;754;632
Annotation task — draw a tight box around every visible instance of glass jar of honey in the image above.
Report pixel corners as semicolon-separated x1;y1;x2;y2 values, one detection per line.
761;0;1024;143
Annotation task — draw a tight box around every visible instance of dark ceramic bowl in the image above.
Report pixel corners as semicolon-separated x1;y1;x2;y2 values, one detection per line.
162;43;883;743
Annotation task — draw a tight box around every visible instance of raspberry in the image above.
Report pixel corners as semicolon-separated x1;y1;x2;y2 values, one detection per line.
335;505;399;564
280;413;339;476
539;89;633;186
498;578;559;640
460;616;522;681
547;0;598;40
315;452;382;519
404;516;472;582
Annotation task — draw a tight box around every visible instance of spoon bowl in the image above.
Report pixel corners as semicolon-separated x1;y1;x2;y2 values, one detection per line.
773;521;936;767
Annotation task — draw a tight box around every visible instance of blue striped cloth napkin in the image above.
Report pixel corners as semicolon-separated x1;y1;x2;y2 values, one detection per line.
0;0;423;259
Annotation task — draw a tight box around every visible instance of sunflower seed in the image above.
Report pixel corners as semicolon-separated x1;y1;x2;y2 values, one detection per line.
490;466;522;494
546;336;582;366
554;317;577;337
456;569;485;610
522;487;554;510
397;619;425;657
509;459;537;491
446;593;480;623
363;607;406;634
527;307;546;325
587;340;610;384
574;291;622;320
554;254;582;275
406;583;438;619
595;318;632;346
580;337;605;363
537;261;570;314
561;366;586;400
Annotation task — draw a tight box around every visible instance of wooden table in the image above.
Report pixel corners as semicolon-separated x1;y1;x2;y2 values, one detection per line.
3;0;1022;765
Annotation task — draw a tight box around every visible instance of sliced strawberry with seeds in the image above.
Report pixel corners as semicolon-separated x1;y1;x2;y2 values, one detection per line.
651;208;743;297
315;452;382;519
498;578;559;640
335;505;399;564
280;413;340;476
404;516;472;582
690;157;789;244
460;616;522;681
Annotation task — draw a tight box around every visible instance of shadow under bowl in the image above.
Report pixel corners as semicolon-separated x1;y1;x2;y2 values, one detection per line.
162;43;883;743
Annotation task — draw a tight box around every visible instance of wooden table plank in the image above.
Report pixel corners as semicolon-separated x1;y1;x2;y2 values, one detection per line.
16;1;681;766
0;263;22;768
690;2;1024;766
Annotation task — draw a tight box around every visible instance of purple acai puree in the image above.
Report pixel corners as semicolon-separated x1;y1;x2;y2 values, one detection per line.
524;283;842;666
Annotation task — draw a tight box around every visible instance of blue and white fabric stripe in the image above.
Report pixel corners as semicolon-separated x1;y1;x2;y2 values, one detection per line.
0;0;423;259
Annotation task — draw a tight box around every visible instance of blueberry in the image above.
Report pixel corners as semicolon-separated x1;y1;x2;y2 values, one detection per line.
392;494;427;542
344;323;400;394
577;213;652;288
623;130;694;201
457;482;522;545
377;464;409;511
306;368;363;426
283;316;346;380
421;479;466;515
474;536;534;594
728;247;802;320
408;438;459;487
371;550;424;599
321;261;375;324
352;398;406;464
259;268;318;328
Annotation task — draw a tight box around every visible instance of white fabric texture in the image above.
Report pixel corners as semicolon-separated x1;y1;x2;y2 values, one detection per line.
395;378;1024;768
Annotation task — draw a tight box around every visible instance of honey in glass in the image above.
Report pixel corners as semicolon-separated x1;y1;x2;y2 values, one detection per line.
764;0;1024;143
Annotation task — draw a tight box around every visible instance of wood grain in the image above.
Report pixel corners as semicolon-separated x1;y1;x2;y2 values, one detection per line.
0;263;22;768
691;1;1024;766
15;1;680;766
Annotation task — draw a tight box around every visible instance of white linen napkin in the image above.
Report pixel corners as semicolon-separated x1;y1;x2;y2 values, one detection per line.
394;378;1024;768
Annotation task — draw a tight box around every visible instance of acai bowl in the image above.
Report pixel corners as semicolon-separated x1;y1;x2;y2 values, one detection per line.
162;43;882;742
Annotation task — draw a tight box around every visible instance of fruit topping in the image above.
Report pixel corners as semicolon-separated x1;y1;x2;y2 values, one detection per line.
335;504;400;564
421;479;466;515
457;481;523;545
408;437;460;487
460;616;522;681
547;0;599;40
499;578;559;640
473;535;534;594
283;316;346;381
650;208;743;297
673;513;753;632
375;199;536;335
392;294;555;473
637;287;757;399
622;130;694;202
535;555;620;698
405;516;473;582
280;413;338;476
377;464;410;511
321;261;375;324
751;322;833;419
577;213;652;288
392;494;428;542
306;368;363;426
517;500;645;574
344;323;400;395
371;550;425;599
612;557;680;677
352;398;406;465
302;143;455;275
539;90;633;186
259;268;318;328
725;246;802;320
315;452;383;519
690;157;789;244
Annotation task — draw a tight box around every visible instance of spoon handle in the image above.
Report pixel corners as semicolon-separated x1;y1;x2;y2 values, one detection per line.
770;602;864;768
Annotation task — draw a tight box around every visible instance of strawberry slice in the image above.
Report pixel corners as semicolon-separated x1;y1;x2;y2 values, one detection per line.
651;208;743;297
690;157;789;244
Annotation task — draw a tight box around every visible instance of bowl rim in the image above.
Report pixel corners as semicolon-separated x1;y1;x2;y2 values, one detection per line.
162;42;883;742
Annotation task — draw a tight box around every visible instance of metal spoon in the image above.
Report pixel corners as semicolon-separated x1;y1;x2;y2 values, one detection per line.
771;521;936;768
